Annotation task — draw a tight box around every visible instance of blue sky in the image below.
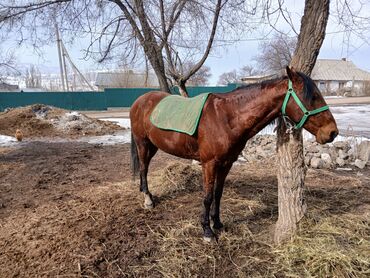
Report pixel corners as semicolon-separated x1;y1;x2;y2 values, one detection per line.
3;1;370;85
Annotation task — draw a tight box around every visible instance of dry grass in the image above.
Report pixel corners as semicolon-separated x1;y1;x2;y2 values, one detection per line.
2;154;368;277
149;162;203;197
274;212;369;278
130;162;370;278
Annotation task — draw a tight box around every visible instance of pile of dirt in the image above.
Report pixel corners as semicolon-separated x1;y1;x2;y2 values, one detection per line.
0;104;122;138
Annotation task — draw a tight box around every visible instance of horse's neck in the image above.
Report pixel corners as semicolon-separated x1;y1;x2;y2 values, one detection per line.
225;80;287;139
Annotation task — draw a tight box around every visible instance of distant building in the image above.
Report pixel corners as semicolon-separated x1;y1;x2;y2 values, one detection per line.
95;70;159;90
311;59;370;96
240;59;370;96
0;82;19;92
241;74;275;84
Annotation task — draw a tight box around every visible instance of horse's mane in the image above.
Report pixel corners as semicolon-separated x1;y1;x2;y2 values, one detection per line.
231;76;285;92
297;72;316;103
226;72;316;103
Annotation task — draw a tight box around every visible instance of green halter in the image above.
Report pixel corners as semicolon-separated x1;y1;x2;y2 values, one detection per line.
282;80;329;129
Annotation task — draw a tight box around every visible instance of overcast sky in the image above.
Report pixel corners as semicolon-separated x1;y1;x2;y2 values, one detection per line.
3;0;370;85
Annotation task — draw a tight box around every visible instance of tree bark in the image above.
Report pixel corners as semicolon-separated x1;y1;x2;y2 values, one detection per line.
274;0;330;244
176;79;189;97
113;0;171;93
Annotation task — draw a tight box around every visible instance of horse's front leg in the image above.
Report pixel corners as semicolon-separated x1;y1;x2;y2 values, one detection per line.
211;163;233;230
201;161;217;242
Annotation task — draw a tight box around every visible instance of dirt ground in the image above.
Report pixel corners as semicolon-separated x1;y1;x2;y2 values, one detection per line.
0;141;369;277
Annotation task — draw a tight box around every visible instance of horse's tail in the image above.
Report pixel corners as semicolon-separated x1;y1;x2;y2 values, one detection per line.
130;132;140;179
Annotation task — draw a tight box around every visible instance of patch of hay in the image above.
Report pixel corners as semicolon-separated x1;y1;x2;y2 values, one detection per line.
274;213;370;277
131;164;370;278
136;211;369;278
149;162;202;197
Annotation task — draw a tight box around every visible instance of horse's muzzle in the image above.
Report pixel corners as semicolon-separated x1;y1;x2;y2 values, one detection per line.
316;123;339;144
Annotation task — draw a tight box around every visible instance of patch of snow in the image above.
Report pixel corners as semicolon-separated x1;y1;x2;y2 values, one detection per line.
0;135;18;147
68;111;80;116
258;104;370;140
329;105;370;138
100;118;131;129
324;96;344;99
54;112;103;133
77;131;131;145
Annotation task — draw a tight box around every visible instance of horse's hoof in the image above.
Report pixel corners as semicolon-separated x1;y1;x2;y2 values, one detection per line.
203;236;213;242
144;193;154;209
213;222;224;230
203;227;215;242
144;202;154;209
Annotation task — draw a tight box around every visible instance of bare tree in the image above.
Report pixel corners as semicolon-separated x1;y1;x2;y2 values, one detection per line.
0;47;19;78
184;63;211;86
25;65;42;88
217;70;239;85
254;33;297;74
239;64;261;77
218;64;260;85
0;0;254;95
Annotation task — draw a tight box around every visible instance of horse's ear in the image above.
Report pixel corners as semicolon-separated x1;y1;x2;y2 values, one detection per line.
286;66;296;80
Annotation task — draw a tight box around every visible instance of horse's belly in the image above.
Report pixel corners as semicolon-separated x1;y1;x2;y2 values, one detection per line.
148;129;200;160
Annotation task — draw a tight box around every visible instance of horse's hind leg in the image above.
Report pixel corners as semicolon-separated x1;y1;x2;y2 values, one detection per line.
211;162;232;230
201;161;217;241
136;138;158;209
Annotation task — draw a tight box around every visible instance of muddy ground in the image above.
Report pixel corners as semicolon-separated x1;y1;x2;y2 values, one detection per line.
0;142;369;277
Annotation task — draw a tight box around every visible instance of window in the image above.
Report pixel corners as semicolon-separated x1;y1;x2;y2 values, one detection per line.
319;81;326;91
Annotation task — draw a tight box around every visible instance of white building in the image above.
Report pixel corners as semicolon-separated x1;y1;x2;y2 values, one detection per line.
240;59;370;96
95;70;159;90
311;59;370;96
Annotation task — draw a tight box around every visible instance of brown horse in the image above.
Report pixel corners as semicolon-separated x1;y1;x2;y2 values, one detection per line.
129;67;338;241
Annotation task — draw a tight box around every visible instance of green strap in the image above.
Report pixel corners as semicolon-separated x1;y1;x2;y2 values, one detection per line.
282;80;329;129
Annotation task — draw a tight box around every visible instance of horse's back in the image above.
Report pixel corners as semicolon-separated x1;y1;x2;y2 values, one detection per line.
130;91;200;159
130;91;169;127
131;91;169;116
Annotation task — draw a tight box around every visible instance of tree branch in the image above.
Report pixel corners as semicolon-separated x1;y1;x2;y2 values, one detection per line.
183;0;223;81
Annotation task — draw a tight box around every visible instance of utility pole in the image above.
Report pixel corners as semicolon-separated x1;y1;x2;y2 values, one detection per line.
55;20;94;91
55;22;66;91
62;44;69;92
62;44;94;91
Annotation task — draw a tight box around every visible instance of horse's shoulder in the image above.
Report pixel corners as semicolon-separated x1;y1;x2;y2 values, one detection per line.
135;91;170;103
146;91;170;98
204;93;227;109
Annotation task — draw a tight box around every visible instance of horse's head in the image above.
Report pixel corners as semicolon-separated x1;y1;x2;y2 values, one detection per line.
283;66;338;144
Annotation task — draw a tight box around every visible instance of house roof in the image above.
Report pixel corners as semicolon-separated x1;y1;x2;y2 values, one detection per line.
95;71;159;88
311;59;370;81
240;74;275;82
0;82;19;91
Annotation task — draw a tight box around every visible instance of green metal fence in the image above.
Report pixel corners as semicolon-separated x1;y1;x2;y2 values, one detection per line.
0;84;240;111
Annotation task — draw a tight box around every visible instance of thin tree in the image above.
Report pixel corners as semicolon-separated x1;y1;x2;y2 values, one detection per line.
217;70;239;85
0;48;19;79
184;63;212;86
254;33;296;74
25;65;42;88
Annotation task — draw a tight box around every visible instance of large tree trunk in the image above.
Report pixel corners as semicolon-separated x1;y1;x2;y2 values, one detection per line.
146;51;170;92
176;79;189;97
155;68;171;92
274;0;330;244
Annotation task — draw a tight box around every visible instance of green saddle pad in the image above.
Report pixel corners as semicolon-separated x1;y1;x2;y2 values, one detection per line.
150;93;210;135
